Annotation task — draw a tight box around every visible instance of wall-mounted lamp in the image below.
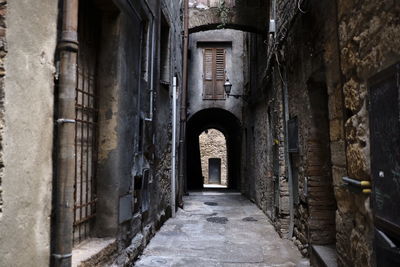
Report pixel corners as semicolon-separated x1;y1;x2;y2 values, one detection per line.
224;78;246;99
224;78;233;95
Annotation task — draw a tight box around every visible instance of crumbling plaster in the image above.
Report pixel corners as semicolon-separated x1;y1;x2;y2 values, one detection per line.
188;29;245;122
0;0;58;266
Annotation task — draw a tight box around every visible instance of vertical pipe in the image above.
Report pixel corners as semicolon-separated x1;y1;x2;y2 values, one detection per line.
179;0;189;201
145;19;156;122
53;0;79;266
172;77;177;217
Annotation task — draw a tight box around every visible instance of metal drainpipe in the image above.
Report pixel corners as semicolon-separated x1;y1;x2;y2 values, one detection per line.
146;20;155;122
171;77;177;217
178;0;189;203
53;0;79;266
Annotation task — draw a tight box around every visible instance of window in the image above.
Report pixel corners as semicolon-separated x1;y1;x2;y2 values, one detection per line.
141;20;149;81
203;48;226;100
160;14;170;84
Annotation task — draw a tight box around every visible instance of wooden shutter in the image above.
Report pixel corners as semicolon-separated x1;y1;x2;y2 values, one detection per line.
215;48;225;99
203;48;214;99
203;48;226;100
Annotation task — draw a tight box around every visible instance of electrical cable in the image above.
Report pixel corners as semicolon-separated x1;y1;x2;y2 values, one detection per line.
298;0;307;14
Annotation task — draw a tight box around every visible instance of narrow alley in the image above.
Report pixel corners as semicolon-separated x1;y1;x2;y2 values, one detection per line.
1;0;400;267
135;191;308;267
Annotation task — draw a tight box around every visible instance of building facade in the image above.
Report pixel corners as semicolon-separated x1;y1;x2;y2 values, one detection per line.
1;0;399;266
245;0;400;266
0;0;183;266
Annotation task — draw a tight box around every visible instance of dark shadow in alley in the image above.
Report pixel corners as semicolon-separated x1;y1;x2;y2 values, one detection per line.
187;108;241;191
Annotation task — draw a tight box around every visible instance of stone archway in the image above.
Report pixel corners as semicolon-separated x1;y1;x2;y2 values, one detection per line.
186;108;242;190
189;0;269;33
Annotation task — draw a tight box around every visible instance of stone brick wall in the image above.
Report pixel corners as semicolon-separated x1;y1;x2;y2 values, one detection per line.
335;0;400;266
263;0;342;257
261;0;400;265
199;129;227;185
272;69;291;236
0;0;5;219
284;1;340;252
189;0;268;33
246;64;290;236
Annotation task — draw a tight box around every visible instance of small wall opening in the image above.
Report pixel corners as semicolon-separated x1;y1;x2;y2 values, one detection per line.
160;12;170;83
199;129;228;188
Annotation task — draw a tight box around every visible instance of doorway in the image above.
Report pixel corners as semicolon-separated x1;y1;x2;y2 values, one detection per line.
199;128;228;188
369;62;400;266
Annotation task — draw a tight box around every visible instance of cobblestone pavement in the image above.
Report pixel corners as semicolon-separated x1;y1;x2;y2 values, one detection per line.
135;191;309;267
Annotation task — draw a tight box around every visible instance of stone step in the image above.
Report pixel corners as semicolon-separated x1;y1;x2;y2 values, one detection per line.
310;244;338;267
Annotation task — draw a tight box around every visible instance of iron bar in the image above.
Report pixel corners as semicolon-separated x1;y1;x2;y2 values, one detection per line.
72;0;99;245
73;213;96;226
74;198;97;209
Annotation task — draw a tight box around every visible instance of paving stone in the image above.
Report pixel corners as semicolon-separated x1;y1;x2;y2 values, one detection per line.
135;192;309;267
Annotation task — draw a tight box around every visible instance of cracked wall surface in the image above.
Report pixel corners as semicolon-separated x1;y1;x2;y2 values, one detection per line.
0;0;57;266
0;0;5;220
336;0;400;266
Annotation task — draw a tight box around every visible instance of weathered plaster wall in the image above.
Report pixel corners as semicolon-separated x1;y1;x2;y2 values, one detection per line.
96;8;141;238
0;0;6;220
199;129;227;185
108;0;184;264
0;0;57;266
188;29;245;121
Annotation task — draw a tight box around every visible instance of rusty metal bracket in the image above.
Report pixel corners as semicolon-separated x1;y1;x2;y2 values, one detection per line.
342;176;371;194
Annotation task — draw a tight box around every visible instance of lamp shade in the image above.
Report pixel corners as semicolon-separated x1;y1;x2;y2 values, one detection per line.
224;79;232;95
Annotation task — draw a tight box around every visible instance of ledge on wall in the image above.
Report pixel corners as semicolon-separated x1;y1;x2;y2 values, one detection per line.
72;238;117;267
310;244;338;267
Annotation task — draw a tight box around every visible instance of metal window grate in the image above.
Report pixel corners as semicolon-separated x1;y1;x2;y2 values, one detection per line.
73;1;99;245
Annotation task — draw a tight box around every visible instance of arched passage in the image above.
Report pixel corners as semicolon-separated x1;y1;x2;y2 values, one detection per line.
199;129;228;187
186;108;242;190
189;0;269;34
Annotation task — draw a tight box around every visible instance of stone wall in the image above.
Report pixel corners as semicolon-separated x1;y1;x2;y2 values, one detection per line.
0;0;58;266
257;0;400;265
199;129;227;185
0;0;5;219
284;1;340;252
189;0;268;33
336;0;400;266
